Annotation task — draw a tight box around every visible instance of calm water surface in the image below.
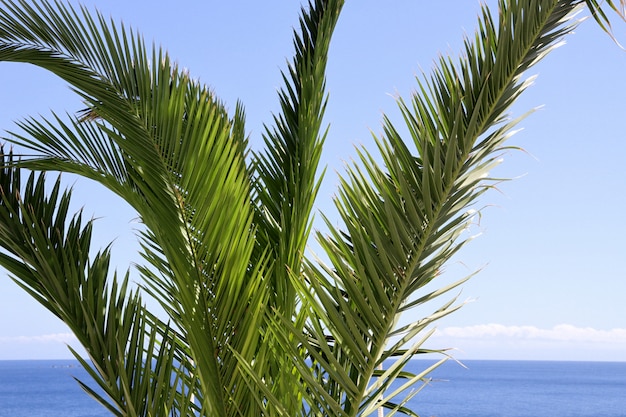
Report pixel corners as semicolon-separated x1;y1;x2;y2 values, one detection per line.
0;359;624;416
410;360;626;417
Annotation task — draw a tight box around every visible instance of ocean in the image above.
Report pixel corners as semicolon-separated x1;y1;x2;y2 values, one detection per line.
0;359;624;416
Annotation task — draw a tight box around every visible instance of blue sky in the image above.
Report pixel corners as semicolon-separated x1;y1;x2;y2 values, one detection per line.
1;1;625;361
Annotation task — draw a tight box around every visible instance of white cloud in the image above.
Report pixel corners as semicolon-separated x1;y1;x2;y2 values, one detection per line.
3;325;626;361
433;323;626;344
0;333;84;360
427;323;626;361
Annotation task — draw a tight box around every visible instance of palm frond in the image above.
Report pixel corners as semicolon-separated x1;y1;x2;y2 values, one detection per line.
0;2;263;415
252;0;344;311
1;1;624;416
238;1;345;415
0;150;195;416
270;1;585;415
583;0;626;35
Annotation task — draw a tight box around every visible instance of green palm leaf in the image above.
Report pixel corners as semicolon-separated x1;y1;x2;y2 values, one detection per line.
0;150;193;416
584;0;625;34
0;1;262;415
0;1;624;416
267;1;587;416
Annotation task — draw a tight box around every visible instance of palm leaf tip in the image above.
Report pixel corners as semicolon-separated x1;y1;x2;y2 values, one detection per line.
583;0;626;46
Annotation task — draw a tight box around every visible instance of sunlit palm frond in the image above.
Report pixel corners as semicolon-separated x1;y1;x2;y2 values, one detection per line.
269;1;585;416
0;1;263;415
1;0;624;416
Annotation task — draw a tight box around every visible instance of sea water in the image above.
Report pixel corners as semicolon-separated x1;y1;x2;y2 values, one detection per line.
407;360;626;417
0;360;109;417
0;359;624;416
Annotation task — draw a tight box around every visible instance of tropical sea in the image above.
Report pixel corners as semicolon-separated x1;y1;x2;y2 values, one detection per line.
0;359;624;416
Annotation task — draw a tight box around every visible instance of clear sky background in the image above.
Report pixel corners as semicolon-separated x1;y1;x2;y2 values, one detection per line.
0;1;625;361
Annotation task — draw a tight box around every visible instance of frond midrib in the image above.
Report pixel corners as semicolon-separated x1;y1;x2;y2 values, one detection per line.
351;1;578;412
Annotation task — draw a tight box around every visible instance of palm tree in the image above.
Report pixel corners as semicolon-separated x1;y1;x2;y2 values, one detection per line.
0;0;623;416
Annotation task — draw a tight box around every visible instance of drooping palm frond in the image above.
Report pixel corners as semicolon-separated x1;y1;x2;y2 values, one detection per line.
0;1;264;415
0;150;193;416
